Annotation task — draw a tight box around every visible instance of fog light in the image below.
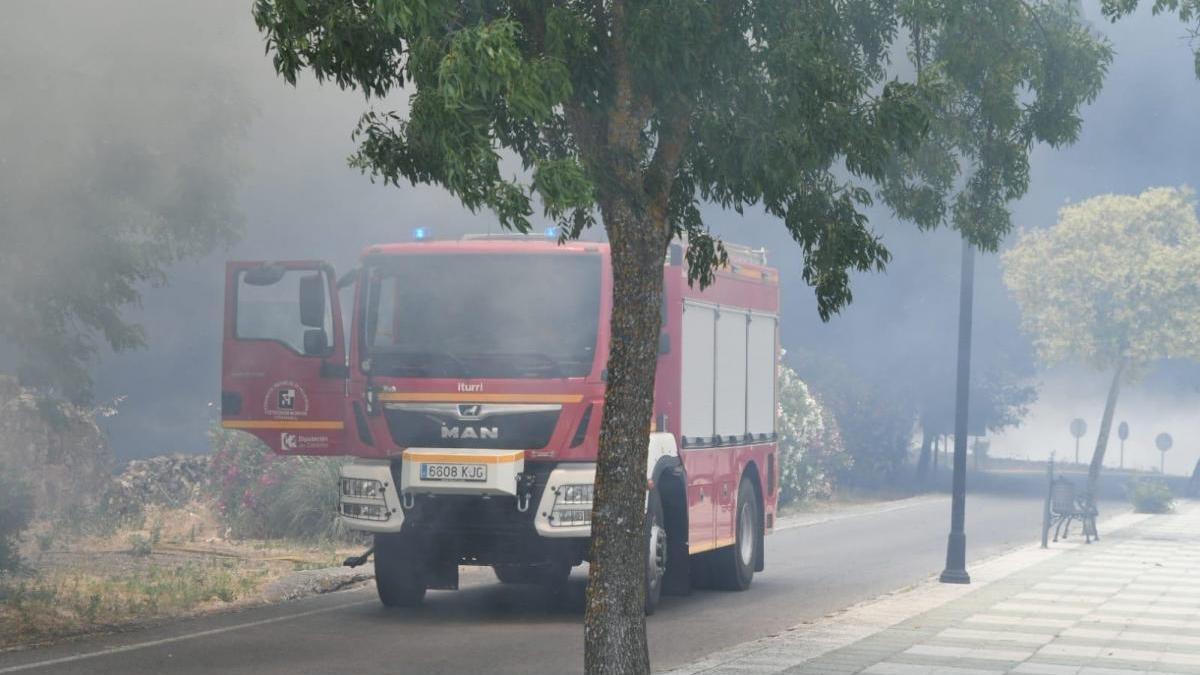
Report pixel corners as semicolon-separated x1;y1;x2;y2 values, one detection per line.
550;508;592;527
340;502;389;521
341;478;384;499
556;484;593;505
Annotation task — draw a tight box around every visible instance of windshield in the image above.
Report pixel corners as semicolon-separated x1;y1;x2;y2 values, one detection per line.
364;252;602;379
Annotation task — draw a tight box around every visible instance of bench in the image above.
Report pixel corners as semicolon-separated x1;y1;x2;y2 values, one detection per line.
1048;476;1098;544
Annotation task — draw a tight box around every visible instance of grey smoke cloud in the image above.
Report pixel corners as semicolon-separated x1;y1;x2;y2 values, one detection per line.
1;1;1196;462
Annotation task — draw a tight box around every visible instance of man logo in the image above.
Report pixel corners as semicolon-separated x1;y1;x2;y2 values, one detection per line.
278;388;296;410
281;432;298;450
440;425;498;440
457;404;482;418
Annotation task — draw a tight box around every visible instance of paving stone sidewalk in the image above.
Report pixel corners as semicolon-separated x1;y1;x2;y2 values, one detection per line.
664;503;1200;675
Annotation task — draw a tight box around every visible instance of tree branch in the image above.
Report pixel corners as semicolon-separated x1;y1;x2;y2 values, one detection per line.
645;111;691;230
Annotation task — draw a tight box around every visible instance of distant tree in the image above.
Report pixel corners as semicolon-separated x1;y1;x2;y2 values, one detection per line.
1003;187;1200;495
916;366;1037;480
254;0;1110;670
0;4;248;403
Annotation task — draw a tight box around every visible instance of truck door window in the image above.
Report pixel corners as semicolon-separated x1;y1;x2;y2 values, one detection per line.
235;269;333;356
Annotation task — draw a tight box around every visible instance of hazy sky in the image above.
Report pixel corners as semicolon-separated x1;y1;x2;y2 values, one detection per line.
5;1;1195;469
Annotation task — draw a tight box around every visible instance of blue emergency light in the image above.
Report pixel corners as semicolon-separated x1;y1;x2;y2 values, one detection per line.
544;226;558;239
412;227;430;241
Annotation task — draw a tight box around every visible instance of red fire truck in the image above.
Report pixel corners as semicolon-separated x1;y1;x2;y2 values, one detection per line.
221;233;780;611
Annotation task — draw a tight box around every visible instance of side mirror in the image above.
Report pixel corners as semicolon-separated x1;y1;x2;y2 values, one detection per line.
303;328;329;356
244;264;286;286
299;274;326;328
658;332;671;355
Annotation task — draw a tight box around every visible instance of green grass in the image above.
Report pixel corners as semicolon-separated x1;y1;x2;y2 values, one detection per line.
0;559;269;648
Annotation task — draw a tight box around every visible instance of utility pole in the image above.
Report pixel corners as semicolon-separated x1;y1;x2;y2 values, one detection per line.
941;238;973;585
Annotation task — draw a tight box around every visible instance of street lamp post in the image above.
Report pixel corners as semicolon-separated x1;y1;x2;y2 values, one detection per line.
941;238;974;585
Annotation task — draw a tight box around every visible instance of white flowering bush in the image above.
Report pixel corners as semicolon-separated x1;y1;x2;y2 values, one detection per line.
777;364;848;504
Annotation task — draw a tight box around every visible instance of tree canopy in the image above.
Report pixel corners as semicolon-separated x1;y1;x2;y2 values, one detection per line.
255;0;1109;315
1003;186;1200;373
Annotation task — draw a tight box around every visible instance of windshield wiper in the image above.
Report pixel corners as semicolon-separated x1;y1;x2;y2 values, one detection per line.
483;352;565;378
375;348;468;377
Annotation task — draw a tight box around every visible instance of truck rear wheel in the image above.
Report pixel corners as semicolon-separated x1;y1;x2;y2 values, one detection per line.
374;532;426;607
645;487;667;614
712;474;758;591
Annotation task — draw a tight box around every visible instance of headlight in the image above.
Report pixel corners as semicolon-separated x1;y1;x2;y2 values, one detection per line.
556;484;593;505
341;478;384;499
340;502;389;521
550;508;592;527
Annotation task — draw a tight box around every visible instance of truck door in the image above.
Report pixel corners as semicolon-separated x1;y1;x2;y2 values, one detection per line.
221;261;348;455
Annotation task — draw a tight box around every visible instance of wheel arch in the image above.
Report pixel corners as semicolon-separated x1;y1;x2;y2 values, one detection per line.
650;453;691;596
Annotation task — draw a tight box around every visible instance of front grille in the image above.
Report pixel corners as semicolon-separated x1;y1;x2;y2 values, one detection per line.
383;404;560;449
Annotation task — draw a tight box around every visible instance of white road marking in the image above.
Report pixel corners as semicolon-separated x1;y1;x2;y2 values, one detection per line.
0;597;375;673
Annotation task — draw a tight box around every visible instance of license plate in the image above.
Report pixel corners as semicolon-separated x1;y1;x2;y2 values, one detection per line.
420;463;487;482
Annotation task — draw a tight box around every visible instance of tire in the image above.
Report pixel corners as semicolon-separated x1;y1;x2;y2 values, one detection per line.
712;475;758;591
374;532;426;607
645;487;667;614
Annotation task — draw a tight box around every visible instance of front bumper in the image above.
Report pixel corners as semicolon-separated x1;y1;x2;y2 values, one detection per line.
338;460;404;533
532;463;596;538
338;458;597;540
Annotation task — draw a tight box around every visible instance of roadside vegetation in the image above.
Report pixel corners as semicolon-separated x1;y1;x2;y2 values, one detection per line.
209;426;345;542
0;469;34;574
1127;478;1175;514
0;417;358;651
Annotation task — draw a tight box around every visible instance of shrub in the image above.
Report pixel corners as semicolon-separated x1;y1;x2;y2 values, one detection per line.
208;426;345;542
128;534;153;557
0;469;35;573
777;364;849;504
1127;478;1174;514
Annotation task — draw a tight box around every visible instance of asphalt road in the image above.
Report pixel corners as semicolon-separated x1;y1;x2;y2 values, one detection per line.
0;493;1078;675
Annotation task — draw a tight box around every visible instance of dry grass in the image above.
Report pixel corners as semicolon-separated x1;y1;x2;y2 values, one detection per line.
0;501;356;650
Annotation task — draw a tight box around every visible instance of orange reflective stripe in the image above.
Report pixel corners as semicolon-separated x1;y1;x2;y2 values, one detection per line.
221;420;345;430
687;537;737;555
401;450;525;464
379;392;583;404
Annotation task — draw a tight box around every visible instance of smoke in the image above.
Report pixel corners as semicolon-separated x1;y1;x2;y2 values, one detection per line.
1;0;1197;462
990;364;1200;476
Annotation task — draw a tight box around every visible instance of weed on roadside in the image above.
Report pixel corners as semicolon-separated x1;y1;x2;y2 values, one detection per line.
0;558;272;648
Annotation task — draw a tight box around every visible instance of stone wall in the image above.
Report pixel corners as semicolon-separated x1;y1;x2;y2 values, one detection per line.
103;454;212;519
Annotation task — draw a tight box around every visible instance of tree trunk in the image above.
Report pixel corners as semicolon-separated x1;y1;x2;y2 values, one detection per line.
916;423;933;482
584;198;670;675
1086;361;1126;497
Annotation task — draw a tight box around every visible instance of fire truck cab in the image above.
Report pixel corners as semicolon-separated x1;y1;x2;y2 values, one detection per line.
221;234;780;612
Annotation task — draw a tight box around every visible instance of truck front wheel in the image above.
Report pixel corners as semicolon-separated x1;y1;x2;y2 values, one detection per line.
645;487;667;614
374;532;427;607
